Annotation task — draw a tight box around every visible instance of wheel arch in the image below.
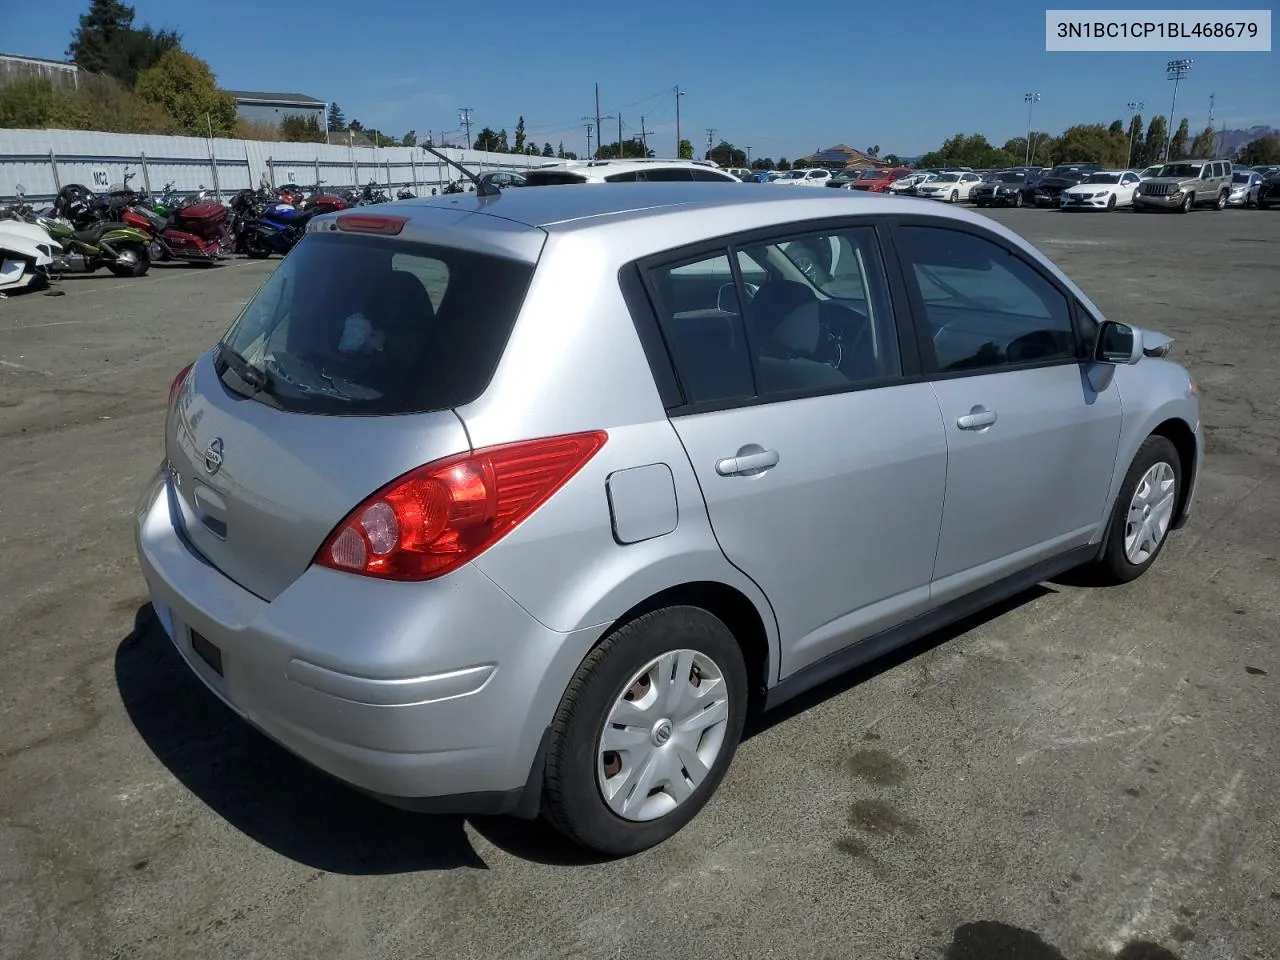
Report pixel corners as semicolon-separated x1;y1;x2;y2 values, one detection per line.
1150;416;1198;529
599;581;775;713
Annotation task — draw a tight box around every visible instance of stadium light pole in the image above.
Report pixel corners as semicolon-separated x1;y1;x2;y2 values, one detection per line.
1164;59;1193;161
1024;93;1041;166
1126;100;1145;168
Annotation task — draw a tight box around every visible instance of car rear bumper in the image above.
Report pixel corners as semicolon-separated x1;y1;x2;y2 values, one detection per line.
133;465;597;813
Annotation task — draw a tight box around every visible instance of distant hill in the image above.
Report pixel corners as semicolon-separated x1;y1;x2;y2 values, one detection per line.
1219;125;1277;155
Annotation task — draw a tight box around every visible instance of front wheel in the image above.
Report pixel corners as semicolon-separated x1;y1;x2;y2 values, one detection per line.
1086;435;1182;585
542;606;748;856
949;190;959;203
1179;193;1194;213
244;233;271;259
107;242;150;278
1012;191;1024;208
1106;194;1116;211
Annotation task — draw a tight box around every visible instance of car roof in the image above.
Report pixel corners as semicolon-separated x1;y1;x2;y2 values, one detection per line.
355;182;977;234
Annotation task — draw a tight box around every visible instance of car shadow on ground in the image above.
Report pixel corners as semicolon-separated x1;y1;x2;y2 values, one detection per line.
115;585;1061;875
945;921;1181;960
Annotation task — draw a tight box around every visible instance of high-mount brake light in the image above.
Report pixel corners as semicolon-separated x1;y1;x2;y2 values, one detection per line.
335;214;409;235
314;431;608;582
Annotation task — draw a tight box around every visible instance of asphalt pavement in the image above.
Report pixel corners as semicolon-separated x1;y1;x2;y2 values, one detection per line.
1;204;1277;960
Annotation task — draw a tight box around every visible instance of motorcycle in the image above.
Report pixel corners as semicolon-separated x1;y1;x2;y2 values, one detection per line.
396;184;417;200
240;196;315;259
104;175;229;266
0;186;58;294
47;184;153;277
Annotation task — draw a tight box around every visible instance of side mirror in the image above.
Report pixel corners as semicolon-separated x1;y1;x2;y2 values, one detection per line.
716;282;757;314
1094;320;1142;365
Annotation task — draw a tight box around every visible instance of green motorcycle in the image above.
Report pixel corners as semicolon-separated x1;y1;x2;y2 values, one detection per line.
40;217;152;278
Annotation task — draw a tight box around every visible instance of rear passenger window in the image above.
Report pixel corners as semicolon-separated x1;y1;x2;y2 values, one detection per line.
649;252;755;404
896;225;1076;373
604;171;640;182
691;168;733;181
739;227;901;395
641;168;694;181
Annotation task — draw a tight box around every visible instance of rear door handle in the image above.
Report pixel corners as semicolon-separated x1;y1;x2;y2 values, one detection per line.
956;407;997;430
716;449;780;476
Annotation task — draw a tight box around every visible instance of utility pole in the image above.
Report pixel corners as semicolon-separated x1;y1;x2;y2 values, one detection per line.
1024;92;1040;166
585;123;593;160
1207;92;1217;154
595;83;602;160
618;113;623;159
706;127;716;161
746;145;752;166
458;107;473;150
1126;100;1144;168
1164;58;1194;161
675;85;684;157
638;115;654;154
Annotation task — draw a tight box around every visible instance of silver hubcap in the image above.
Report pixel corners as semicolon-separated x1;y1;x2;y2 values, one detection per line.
596;649;730;822
1124;461;1176;565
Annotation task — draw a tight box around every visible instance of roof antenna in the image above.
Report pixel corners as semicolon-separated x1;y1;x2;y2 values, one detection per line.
419;143;501;197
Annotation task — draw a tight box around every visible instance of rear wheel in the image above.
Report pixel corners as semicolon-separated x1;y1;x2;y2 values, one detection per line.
1214;190;1228;210
244;233;271;259
542;606;748;856
107;242;150;278
1085;435;1182;585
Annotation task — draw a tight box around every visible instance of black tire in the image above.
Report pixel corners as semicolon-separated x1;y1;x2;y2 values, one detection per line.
1259;199;1271;210
107;242;150;278
1214;190;1227;210
1086;435;1182;586
244;233;271;259
542;606;748;856
1106;194;1116;211
1179;193;1194;213
1012;191;1024;208
949;190;959;203
975;200;987;208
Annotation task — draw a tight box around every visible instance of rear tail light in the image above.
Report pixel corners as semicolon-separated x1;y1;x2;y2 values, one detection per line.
169;362;193;408
314;430;608;582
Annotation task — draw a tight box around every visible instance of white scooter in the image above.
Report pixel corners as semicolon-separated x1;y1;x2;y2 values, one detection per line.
0;185;60;294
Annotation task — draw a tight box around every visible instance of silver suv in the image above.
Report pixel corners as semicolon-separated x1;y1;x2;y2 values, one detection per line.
1133;159;1233;212
135;185;1202;855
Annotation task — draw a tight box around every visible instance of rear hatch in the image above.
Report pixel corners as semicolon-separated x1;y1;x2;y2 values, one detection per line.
167;221;539;601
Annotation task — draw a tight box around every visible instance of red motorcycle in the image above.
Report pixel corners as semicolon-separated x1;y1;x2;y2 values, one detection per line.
112;180;230;265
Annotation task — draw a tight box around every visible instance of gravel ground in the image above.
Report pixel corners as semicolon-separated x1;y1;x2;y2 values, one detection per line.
1;204;1277;960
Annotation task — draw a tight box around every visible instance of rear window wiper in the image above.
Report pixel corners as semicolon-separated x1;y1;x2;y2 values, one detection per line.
216;343;271;393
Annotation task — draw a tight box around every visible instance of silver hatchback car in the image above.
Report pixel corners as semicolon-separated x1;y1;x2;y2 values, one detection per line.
135;184;1202;855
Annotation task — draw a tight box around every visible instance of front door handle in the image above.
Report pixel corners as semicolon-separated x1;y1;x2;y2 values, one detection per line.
956;406;997;430
716;448;780;477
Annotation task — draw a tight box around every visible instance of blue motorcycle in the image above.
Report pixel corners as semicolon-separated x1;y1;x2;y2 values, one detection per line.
240;198;314;259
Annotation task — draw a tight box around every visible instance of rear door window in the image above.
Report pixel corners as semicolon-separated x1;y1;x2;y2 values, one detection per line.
216;232;536;414
641;167;694;181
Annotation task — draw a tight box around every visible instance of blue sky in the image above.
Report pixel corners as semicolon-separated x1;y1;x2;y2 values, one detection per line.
8;0;1276;158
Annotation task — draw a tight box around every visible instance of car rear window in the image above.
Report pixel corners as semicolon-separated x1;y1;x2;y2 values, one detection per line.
524;170;589;185
215;232;536;415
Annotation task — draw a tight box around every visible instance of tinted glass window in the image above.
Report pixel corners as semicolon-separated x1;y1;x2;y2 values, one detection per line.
216;233;534;414
641;167;694;181
897;226;1076;374
604;171;640;182
691;168;735;181
524;171;588;185
738;227;902;395
649;252;755;404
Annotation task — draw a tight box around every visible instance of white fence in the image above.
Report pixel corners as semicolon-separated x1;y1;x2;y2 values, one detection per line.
0;128;557;203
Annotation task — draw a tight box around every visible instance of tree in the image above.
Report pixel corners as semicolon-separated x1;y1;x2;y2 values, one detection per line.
348;118;364;132
556;141;565;159
883;153;900;165
1141;115;1168;165
497;128;510;152
514;116;526;154
134;48;236;136
66;0;180;87
1050;123;1128;167
279;114;325;143
1168;118;1190;160
867;145;880;158
326;102;345;132
597;139;653;160
678;139;693;160
1236;133;1280;165
777;157;791;170
752;158;774;170
1108;119;1124;135
542;142;554;157
707;140;746;167
1126;113;1145;165
1188;125;1216;159
400;130;417;147
472;127;501;151
919;133;1018;170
